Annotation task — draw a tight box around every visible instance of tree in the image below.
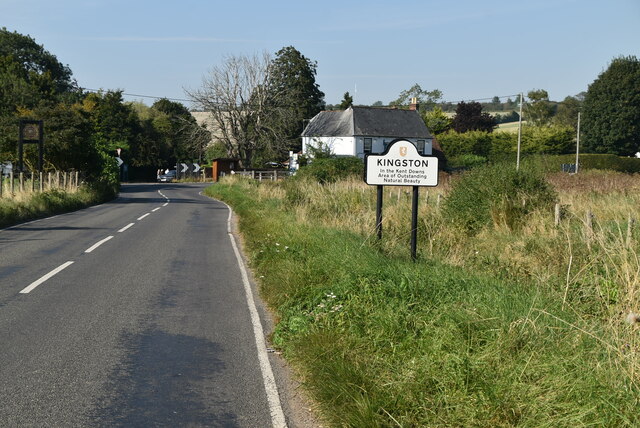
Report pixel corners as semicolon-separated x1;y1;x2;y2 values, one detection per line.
151;98;208;164
582;56;640;156
553;93;584;129
423;106;451;134
451;101;496;133
0;27;76;98
390;84;442;112
187;52;274;167
524;89;555;126
339;92;353;109
264;46;325;155
371;101;384;107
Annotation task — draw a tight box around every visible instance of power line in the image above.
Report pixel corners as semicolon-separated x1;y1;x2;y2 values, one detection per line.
80;87;193;103
79;86;523;109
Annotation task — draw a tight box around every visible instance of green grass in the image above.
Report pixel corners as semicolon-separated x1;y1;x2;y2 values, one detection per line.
204;178;639;427
0;185;114;228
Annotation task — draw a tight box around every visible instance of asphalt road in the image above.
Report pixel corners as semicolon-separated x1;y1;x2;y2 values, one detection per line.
0;183;286;427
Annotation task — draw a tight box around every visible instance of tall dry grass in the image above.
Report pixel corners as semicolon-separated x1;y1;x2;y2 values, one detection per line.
245;170;640;389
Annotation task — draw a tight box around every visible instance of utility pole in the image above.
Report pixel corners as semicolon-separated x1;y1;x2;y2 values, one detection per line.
575;112;581;174
516;92;523;171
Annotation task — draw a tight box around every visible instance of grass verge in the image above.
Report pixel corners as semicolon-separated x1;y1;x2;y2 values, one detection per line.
0;185;115;228
205;177;638;427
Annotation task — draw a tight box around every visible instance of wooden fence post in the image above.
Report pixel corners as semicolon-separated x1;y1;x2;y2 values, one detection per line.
31;172;35;192
63;172;67;190
554;203;561;226
585;211;594;248
10;171;14;194
75;171;79;190
56;171;60;190
626;214;635;248
19;172;24;193
39;172;43;192
48;172;52;190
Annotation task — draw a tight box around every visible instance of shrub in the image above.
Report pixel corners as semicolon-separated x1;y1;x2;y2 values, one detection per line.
295;156;363;184
447;154;487;170
442;162;557;233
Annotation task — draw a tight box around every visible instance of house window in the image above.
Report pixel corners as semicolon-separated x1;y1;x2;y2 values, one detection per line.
416;140;425;154
383;140;390;152
364;138;373;154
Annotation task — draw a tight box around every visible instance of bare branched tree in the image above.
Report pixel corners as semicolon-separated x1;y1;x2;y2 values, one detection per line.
187;52;286;167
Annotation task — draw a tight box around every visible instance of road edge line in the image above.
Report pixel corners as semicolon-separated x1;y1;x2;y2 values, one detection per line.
224;202;287;428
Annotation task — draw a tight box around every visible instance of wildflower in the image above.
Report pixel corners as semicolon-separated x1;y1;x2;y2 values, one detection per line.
275;242;280;246
326;293;336;299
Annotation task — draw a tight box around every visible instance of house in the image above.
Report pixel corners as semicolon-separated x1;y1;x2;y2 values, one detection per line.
301;104;440;159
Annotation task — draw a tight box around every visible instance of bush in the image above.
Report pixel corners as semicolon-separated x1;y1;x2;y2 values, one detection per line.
448;154;487;169
295;156;363;184
442;162;557;234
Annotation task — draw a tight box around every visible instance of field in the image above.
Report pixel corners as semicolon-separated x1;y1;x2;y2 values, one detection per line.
497;121;522;133
205;168;640;427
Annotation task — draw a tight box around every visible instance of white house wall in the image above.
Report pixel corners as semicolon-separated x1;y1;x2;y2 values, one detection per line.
303;136;356;156
304;136;433;159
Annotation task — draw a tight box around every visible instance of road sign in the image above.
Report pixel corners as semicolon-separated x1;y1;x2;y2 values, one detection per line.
116;157;124;167
364;139;439;260
365;140;438;186
193;163;201;173
181;163;189;173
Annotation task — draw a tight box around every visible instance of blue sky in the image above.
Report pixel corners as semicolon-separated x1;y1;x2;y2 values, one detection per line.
3;0;639;107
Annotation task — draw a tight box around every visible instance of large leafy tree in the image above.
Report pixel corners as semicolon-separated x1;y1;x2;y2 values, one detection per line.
390;83;442;112
524;89;555;126
582;56;640;155
339;91;353;109
0;27;77;111
152;98;209;164
553;93;584;130
451;101;496;133
265;46;325;154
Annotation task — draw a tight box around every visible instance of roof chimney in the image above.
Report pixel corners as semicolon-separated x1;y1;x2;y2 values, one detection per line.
409;97;419;111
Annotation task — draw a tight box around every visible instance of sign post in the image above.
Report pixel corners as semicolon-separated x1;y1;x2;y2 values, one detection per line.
18;120;44;172
365;139;439;260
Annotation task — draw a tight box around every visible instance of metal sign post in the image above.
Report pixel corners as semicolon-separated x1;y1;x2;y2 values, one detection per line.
19;120;44;172
365;139;439;260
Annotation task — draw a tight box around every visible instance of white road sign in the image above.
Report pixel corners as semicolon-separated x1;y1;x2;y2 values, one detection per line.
181;163;189;173
116;157;123;167
193;163;201;173
365;139;438;187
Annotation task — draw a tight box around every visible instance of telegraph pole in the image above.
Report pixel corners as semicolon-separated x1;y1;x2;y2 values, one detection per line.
516;92;523;171
575;112;581;174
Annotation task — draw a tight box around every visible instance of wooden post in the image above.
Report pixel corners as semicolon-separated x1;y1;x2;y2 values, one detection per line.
31;171;35;192
48;172;52;190
63;172;67;190
56;171;60;189
585;211;594;248
376;185;383;240
411;186;419;260
39;172;43;192
19;172;24;192
10;171;14;194
75;171;79;190
554;203;561;226
436;193;442;208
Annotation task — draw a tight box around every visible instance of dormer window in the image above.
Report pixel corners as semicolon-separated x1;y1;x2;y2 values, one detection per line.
416;140;425;154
